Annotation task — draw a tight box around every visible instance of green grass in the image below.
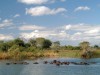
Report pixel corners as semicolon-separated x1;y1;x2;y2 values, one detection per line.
0;50;100;60
58;50;81;58
92;50;100;58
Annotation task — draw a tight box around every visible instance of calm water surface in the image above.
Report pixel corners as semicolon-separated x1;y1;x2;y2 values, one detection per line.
0;58;100;75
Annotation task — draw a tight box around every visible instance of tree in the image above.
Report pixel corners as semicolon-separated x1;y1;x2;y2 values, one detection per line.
35;38;52;49
66;45;74;50
79;41;90;51
0;42;9;52
42;39;52;49
13;38;25;47
29;39;36;46
8;44;26;52
24;43;31;48
79;41;92;58
51;41;60;50
6;40;14;48
36;38;45;49
0;40;4;44
94;45;99;49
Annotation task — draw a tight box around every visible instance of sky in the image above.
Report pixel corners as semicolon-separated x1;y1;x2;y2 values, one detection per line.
0;0;100;45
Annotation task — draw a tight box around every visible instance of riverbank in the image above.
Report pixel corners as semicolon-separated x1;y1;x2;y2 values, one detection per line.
0;50;100;60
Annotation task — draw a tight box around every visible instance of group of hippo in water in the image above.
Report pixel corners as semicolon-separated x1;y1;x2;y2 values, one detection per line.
6;61;39;65
6;60;96;66
43;60;96;66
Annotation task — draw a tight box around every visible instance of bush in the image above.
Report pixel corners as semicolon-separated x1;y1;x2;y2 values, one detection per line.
81;51;93;59
26;46;37;52
8;45;26;52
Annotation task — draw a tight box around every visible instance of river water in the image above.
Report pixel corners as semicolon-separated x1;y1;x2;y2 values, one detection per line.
0;58;100;75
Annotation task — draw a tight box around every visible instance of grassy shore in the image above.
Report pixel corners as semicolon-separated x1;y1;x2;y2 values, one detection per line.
0;50;100;60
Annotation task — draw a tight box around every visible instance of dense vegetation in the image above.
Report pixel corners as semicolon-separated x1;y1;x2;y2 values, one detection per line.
0;37;100;60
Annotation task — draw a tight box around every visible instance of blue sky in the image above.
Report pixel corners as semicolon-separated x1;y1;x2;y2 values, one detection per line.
0;0;100;45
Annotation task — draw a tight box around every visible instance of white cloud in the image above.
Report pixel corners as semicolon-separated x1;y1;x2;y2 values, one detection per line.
0;19;13;28
14;14;20;18
26;6;67;16
65;24;72;30
20;31;48;39
20;30;69;40
0;34;14;40
75;6;90;12
84;29;100;34
19;24;100;40
18;0;66;4
18;23;100;45
63;24;100;41
18;0;48;5
19;25;45;30
34;30;39;33
19;25;69;40
63;23;93;31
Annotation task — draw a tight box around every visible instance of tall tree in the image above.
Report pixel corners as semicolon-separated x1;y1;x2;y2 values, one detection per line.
36;38;45;49
79;41;90;51
51;41;60;50
42;39;52;49
13;38;25;47
29;39;36;46
79;41;92;58
0;42;9;52
35;38;52;49
94;45;99;49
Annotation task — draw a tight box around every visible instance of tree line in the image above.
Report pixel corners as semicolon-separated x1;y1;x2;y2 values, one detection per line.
0;37;100;59
0;37;100;52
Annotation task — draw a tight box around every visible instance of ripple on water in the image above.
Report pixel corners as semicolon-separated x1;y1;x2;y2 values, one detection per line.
0;58;100;75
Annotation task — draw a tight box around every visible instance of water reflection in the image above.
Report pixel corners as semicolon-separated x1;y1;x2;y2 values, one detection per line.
0;60;25;75
0;58;100;75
